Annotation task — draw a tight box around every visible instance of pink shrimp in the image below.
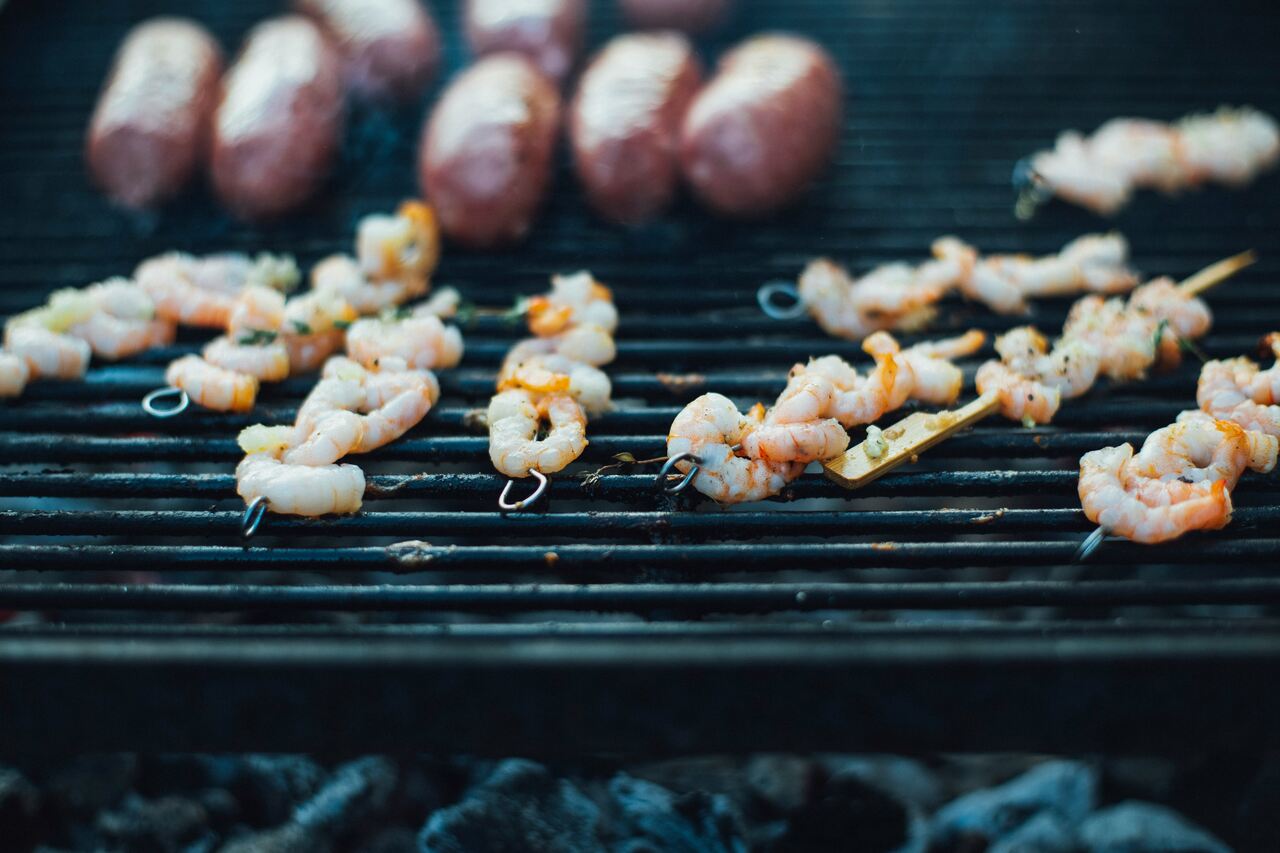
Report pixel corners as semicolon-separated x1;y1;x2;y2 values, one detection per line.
3;327;91;380
166;355;258;412
0;352;30;397
202;335;291;382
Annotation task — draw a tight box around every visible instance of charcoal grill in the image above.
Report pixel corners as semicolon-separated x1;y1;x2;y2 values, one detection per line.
1;0;1279;757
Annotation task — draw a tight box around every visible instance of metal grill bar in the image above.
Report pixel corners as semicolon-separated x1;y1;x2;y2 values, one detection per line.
3;540;1277;573
5;578;1280;612
3;506;1279;538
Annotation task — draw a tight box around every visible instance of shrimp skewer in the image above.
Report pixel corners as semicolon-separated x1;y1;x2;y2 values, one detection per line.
981;253;1246;425
135;251;298;328
780;233;1137;340
735;330;986;467
950;233;1137;315
666;393;804;504
1077;411;1277;546
1019;107;1280;217
489;272;618;509
1197;333;1280;436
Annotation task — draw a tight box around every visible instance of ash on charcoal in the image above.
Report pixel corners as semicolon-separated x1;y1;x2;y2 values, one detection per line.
1078;802;1230;853
0;765;42;849
418;759;604;853
746;756;817;815
931;760;1097;848
987;812;1076;853
222;757;398;853
825;756;946;813
94;792;210;852
231;756;326;826
605;773;747;853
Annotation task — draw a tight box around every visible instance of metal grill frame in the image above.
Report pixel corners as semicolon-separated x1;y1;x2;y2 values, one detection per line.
1;0;1280;756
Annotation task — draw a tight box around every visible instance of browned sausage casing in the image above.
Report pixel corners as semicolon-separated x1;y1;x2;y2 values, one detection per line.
680;34;842;217
464;0;586;83
619;0;731;34
418;55;561;248
293;0;441;102
210;16;345;221
85;18;223;209
570;32;701;224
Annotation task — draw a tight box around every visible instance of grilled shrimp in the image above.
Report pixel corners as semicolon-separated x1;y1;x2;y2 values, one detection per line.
311;254;428;314
740;416;849;464
165;354;258;412
975;360;1060;425
281;290;358;373
345;314;463;371
1178;107;1280;186
1198;356;1280;436
295;357;440;455
975;326;1098;425
283;411;366;467
1062;295;1158;381
1129;277;1212;343
202;335;291;382
859;329;986;409
1127;410;1276;488
499;352;613;416
526;271;618;337
285;330;346;374
4;327;91;380
135;251;297;328
954;233;1138;315
356;200;441;284
228;285;286;334
1079;444;1231;544
0;352;30;397
236;449;364;517
802;345;901;427
1024;108;1279;216
489;389;589;477
68;311;175;360
797;255;958;342
413;287;462;319
667;393;803;503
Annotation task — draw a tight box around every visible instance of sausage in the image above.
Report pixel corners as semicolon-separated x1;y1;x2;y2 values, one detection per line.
570;32;701;224
210;16;346;220
418;55;561;248
293;0;441;102
85;18;223;209
464;0;586;83
680;34;842;217
619;0;731;34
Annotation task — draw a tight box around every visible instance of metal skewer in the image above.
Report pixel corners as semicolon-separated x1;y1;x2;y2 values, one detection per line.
1071;249;1257;561
498;469;549;512
142;386;189;418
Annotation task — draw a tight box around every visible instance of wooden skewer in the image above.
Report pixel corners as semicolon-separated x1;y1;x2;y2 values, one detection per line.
822;392;1001;490
822;251;1255;492
1178;249;1256;297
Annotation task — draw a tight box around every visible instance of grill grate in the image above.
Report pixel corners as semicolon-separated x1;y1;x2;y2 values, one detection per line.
1;0;1279;755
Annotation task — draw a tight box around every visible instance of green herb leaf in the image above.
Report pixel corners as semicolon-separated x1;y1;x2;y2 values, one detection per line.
237;329;278;346
501;297;530;326
1151;318;1169;352
290;320;313;335
333;319;351;330
612;452;637;464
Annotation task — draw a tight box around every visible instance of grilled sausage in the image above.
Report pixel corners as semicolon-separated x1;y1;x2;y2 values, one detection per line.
570;32;701;224
464;0;586;83
680;35;842;217
210;16;345;221
85;18;223;209
418;55;561;248
619;0;731;34
293;0;441;102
